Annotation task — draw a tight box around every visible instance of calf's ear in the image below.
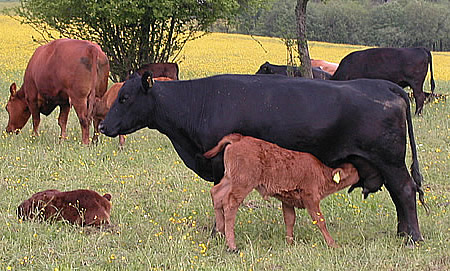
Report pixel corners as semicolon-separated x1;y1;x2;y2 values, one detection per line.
10;83;17;96
141;71;154;93
331;168;347;184
103;193;112;201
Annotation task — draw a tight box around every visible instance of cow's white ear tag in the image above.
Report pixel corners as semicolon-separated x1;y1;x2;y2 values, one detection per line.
147;76;154;88
333;171;341;184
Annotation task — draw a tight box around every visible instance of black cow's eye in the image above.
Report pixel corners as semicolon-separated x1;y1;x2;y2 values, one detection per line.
119;94;129;104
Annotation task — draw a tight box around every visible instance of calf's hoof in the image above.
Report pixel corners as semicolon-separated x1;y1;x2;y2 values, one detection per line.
227;247;240;254
286;236;294;245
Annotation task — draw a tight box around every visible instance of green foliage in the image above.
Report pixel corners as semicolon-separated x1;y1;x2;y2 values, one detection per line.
11;0;244;81
227;0;450;51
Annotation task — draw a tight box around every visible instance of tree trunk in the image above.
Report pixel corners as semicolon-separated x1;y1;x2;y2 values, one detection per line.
296;0;313;79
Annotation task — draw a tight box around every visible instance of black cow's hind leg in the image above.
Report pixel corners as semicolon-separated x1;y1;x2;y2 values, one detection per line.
411;85;426;115
383;166;423;244
386;187;408;236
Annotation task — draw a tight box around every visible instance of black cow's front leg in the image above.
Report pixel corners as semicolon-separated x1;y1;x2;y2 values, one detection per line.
384;166;423;244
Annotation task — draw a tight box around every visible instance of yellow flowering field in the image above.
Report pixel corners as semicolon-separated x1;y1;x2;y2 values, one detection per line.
1;15;449;83
180;32;450;82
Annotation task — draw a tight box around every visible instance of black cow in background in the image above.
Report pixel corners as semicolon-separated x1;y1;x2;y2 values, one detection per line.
100;73;426;244
256;62;332;80
330;47;435;115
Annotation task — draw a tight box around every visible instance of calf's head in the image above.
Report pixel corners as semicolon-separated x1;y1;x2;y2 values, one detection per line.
17;189;60;220
5;83;30;134
331;163;360;188
100;72;155;137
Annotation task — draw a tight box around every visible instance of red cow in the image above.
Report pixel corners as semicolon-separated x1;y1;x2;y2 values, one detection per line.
204;134;360;251
6;39;110;144
17;189;112;226
311;59;339;75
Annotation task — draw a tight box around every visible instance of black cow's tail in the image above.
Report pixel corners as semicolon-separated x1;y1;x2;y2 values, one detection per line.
426;48;435;94
392;86;429;213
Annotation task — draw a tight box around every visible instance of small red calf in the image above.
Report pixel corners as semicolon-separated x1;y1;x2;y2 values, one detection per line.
93;77;174;146
18;189;112;226
204;134;360;251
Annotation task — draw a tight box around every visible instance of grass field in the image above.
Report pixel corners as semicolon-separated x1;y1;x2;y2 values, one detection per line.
0;14;449;271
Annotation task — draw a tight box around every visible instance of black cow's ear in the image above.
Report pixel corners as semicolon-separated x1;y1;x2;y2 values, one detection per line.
141;71;154;93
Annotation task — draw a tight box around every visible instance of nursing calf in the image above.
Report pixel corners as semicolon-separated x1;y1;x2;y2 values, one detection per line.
17;189;112;226
204;134;360;251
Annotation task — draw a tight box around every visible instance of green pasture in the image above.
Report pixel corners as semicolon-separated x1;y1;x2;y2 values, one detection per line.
0;33;449;271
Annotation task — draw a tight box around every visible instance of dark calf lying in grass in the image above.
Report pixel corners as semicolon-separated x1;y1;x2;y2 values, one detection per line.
204;133;360;251
18;189;112;226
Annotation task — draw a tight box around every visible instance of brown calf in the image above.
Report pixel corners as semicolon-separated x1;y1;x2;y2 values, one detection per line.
311;59;339;75
93;77;173;146
93;82;125;146
204;134;360;251
18;189;112;226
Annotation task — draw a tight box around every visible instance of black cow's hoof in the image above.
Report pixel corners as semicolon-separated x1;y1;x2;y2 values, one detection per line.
404;235;424;249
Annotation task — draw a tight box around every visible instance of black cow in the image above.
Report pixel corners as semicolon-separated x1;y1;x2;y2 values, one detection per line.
256;62;332;80
100;73;425;244
330;47;435;115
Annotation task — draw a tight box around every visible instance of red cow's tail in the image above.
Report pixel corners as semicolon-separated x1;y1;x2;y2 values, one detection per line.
203;133;243;159
86;45;99;124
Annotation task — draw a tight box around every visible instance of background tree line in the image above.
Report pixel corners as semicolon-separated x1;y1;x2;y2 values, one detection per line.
214;0;450;51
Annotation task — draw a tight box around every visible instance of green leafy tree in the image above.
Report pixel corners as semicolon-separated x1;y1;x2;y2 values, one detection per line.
12;0;247;81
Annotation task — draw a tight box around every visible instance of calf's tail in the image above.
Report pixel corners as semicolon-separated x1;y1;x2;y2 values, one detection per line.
426;48;435;93
203;133;243;159
391;86;429;213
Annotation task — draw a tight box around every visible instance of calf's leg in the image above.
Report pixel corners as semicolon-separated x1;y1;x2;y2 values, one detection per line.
210;178;232;235
281;202;296;244
223;185;253;252
304;200;339;248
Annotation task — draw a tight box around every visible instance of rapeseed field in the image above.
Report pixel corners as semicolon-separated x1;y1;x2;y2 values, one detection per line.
1;15;449;83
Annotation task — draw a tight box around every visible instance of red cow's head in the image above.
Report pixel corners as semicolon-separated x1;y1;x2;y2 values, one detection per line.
5;83;30;134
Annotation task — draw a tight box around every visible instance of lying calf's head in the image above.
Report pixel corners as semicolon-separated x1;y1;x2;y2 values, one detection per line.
18;189;112;226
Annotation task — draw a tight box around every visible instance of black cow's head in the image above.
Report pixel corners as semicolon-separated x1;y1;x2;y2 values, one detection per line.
100;71;155;137
255;61;273;74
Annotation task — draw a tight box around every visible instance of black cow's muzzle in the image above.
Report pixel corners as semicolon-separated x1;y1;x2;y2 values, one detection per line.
98;121;106;134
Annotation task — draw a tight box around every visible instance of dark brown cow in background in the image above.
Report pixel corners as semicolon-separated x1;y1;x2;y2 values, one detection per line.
330;47;435;115
5;39;110;144
136;63;179;80
93;77;174;146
